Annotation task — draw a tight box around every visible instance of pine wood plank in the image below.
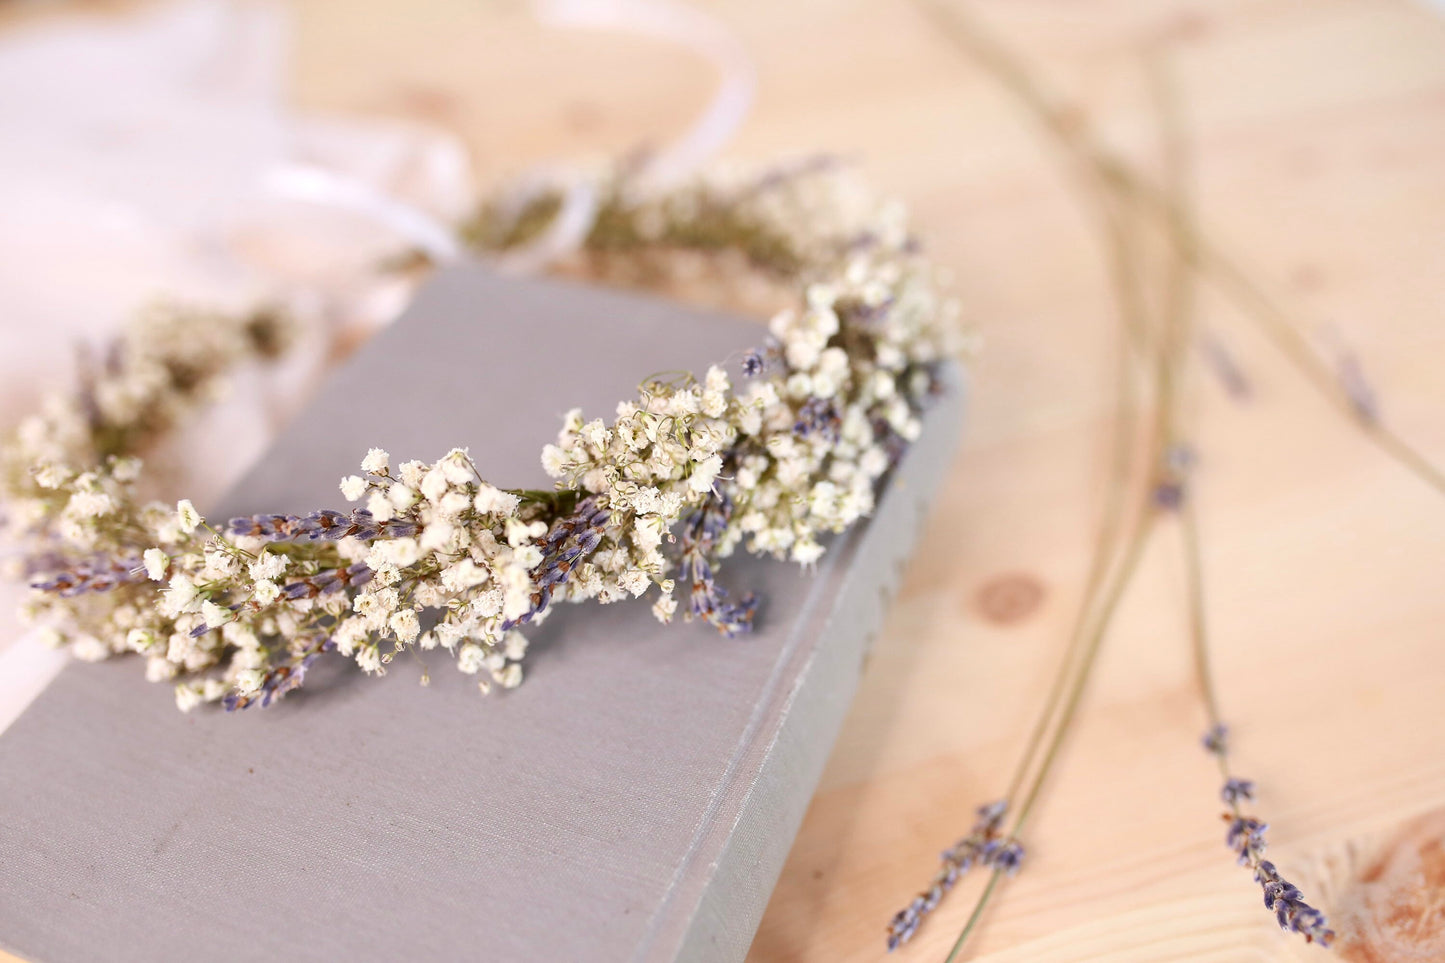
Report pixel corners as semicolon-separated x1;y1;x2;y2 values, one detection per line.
3;1;1443;960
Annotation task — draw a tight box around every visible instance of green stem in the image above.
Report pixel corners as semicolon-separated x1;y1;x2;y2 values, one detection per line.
1180;497;1228;783
1011;514;1157;837
944;865;1005;963
1001;188;1149;806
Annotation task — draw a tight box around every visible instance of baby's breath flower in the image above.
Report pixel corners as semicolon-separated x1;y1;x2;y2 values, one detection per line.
389;609;421;644
339;475;367;502
143;548;169;581
248;551;287;582
473;483;520;516
174;682;205;712
366;490;395;522
388;483;418;511
176;499;203;534
66;490;114;518
791;537;824;568
456;643;486;675
361;448;390;475
161;574;200;617
200;600;233;629
355;644;384;675
33;463;71;490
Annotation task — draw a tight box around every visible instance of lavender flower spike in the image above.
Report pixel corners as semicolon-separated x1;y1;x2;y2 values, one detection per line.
1204;729;1335;948
886;800;1013;952
30;556;144;597
226;509;415;543
1256;859;1335;945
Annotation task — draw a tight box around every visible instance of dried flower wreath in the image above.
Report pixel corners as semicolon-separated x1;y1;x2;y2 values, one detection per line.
2;164;963;713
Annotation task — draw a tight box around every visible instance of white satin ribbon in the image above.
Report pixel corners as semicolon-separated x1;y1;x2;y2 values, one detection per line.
262;164;464;264
531;0;756;195
263;0;755;271
493;172;601;275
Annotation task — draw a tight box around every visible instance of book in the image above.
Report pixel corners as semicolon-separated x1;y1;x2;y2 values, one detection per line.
0;265;964;963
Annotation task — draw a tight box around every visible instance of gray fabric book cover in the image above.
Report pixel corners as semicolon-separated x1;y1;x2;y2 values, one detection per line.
0;265;964;963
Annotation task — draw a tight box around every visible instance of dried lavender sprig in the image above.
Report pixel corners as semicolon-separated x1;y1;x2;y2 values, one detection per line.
1148;45;1335;944
500;497;610;632
1188;509;1334;947
892;506;1159;960
1205;730;1335;947
222;637;334;711
680;489;758;637
886;801;1012;951
226;509;416;543
279;562;374;601
30;556;145;597
1256;860;1334;945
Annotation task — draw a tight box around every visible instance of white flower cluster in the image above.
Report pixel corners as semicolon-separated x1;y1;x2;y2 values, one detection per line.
0;302;289;555
329;449;541;693
21;446;552;710
14;161;967;712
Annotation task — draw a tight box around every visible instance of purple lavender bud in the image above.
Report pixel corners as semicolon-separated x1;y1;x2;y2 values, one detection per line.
976;800;1008;829
1203;724;1229;756
1252;856;1335;946
1337;352;1379;425
1226;816;1268;863
793;397;841;442
1152;481;1185;511
1201;333;1253;401
989;839;1026;876
741;349;766;378
1221;778;1256;805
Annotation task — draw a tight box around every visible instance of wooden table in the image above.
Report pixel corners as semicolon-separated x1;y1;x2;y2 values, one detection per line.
4;1;1444;959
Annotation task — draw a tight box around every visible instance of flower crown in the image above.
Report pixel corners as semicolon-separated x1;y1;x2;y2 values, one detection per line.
4;162;964;712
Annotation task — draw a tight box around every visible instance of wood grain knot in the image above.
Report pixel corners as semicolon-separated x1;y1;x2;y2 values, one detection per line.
1336;808;1445;962
973;573;1045;625
565;101;605;133
395;85;460;122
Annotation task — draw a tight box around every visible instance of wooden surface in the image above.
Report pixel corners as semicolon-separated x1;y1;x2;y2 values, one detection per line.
5;1;1445;960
